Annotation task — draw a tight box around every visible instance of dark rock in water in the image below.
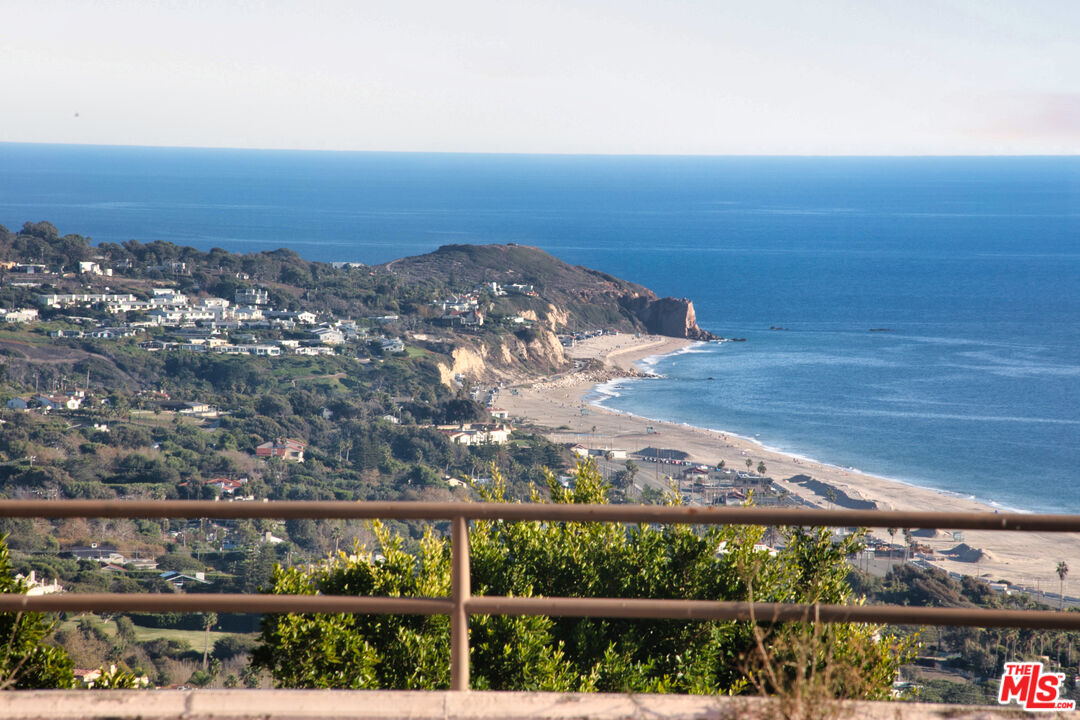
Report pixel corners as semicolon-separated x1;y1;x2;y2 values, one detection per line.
868;328;893;332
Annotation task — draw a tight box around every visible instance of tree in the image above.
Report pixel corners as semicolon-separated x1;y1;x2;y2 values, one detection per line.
745;458;753;472
0;536;75;689
202;612;219;670
612;459;638;490
757;461;767;476
252;461;909;695
1057;561;1069;611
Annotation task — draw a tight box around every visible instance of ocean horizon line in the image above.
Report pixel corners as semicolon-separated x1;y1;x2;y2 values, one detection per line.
2;140;1078;160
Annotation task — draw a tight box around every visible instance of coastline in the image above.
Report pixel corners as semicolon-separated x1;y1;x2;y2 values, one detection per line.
499;334;1080;594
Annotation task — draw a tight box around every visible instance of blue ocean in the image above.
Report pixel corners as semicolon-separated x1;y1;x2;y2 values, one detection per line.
1;144;1077;512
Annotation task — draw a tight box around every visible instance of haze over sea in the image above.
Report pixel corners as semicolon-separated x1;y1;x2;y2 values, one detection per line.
2;144;1078;513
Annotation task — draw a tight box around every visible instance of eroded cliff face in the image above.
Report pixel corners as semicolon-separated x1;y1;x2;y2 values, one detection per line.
624;297;716;341
436;328;568;386
437;345;489;386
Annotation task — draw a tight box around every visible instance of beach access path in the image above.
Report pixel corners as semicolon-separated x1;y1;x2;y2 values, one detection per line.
498;334;1080;596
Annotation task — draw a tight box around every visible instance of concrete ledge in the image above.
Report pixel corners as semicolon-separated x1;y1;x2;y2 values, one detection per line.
0;690;1067;720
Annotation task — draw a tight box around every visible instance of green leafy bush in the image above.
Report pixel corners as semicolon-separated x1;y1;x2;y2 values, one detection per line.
0;536;75;690
253;462;910;695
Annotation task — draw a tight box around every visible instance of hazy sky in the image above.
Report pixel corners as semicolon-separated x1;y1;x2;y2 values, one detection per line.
3;0;1077;154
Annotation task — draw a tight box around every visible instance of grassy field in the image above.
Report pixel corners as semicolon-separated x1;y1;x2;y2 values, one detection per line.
57;613;251;648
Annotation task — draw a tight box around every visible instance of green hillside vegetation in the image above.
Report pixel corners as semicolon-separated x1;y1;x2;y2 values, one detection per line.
0;225;576;621
382;243;658;332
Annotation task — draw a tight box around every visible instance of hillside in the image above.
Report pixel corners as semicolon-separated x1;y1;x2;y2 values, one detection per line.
383;244;716;340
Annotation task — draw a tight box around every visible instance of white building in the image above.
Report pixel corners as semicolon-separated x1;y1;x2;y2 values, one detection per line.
312;327;345;345
16;571;63;596
443;423;512;446
295;346;335;356
0;308;38;323
235;288;269;306
36;293;137;308
214;344;281;356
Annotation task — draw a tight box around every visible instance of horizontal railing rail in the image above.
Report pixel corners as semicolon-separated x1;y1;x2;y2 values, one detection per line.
5;593;1080;631
2;499;1080;530
2;499;1078;690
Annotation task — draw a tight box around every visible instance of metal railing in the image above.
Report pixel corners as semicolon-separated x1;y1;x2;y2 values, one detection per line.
3;500;1080;691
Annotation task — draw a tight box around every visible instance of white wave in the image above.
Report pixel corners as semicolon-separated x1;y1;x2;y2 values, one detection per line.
634;341;711;372
581;392;1054;513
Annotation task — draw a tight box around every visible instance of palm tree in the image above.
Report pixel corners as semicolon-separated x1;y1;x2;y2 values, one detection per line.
1057;561;1069;611
757;461;767;476
744;458;753;473
202;611;218;669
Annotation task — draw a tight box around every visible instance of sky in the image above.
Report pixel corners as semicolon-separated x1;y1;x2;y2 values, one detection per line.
2;0;1078;155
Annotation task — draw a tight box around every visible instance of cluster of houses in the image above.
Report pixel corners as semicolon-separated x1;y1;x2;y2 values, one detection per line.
5;391;220;418
36;287;316;328
431;282;540;330
22;282;411;358
64;543;159;571
672;465;785;506
568;445;790;507
7;389;86;412
0;308;38;323
433;293;485;329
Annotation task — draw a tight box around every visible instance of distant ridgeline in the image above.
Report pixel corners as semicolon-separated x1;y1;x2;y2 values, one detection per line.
0;223;714;341
378;243;716;340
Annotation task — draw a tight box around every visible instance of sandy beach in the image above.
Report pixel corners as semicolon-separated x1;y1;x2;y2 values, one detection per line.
499;334;1080;596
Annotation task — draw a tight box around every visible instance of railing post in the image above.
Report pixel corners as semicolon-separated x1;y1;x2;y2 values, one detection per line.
450;514;471;691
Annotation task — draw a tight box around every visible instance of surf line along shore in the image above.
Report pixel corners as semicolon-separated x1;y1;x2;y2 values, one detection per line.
497;333;1079;595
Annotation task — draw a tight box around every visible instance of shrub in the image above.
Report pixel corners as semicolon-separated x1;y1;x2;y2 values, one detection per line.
252;461;910;695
